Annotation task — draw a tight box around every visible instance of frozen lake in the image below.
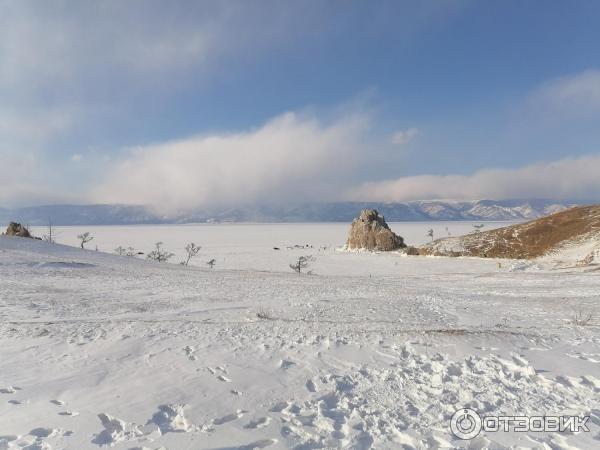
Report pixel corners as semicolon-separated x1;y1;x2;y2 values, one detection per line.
31;221;517;269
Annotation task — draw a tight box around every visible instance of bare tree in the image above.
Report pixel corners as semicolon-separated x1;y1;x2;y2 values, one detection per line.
289;255;314;274
146;242;174;263
42;217;57;243
572;310;593;326
206;258;216;269
427;229;434;242
77;232;94;249
126;247;138;257
182;243;201;266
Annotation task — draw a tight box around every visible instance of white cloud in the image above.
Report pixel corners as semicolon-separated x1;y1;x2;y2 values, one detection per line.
71;154;83;162
348;154;600;202
0;152;81;208
93;111;369;212
391;127;419;145
530;69;600;113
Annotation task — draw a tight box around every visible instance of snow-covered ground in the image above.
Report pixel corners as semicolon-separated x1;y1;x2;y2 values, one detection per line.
1;223;599;450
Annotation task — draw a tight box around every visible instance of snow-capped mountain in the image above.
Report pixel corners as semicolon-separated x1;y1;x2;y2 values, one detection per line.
0;200;587;226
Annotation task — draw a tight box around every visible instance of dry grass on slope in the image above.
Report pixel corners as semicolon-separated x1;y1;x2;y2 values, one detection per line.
420;205;600;259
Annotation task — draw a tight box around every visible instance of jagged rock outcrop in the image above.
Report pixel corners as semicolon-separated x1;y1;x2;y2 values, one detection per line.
346;209;406;251
4;222;34;238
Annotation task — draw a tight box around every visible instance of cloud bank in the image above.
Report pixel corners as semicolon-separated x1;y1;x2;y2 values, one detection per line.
348;155;600;202
93;112;369;212
531;69;600;113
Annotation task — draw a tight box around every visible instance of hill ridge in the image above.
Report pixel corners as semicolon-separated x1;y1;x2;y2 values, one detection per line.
420;205;600;261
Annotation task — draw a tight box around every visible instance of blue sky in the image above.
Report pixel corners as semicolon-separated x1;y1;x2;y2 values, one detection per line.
1;1;600;209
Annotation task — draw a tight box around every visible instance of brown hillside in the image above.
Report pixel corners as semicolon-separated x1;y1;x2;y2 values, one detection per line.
420;205;600;259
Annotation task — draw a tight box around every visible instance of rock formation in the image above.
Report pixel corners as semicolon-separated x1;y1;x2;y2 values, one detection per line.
4;222;34;238
346;209;406;251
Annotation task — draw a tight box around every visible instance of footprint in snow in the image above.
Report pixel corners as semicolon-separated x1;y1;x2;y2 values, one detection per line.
149;404;197;434
207;366;232;382
279;360;295;370
567;352;600;363
555;375;579;388
244;417;271;429
213;410;246;425
0;386;21;394
234;439;277;450
581;375;600;390
29;427;59;438
269;401;290;413
92;413;142;446
50;399;65;406
306;379;317;393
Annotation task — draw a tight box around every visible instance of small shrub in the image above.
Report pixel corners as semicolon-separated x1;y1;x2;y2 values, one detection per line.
571;310;593;326
256;309;275;320
289;255;315;274
147;242;174;263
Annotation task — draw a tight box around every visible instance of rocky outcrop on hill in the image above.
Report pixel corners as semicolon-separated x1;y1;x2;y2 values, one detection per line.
577;248;600;267
346;209;406;251
4;222;35;238
420;205;600;260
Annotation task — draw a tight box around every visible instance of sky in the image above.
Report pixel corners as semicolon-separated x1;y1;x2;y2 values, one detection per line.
2;0;600;211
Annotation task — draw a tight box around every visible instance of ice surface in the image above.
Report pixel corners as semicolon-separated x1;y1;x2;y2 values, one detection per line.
30;221;516;271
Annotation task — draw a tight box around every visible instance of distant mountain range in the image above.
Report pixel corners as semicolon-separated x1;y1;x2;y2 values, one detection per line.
0;200;593;226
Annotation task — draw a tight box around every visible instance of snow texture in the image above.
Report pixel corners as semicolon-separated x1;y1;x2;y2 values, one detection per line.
1;224;599;449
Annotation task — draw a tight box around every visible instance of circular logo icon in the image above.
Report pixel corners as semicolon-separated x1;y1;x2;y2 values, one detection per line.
450;408;482;440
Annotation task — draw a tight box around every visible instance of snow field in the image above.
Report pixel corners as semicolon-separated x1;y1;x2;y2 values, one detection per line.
1;226;599;449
